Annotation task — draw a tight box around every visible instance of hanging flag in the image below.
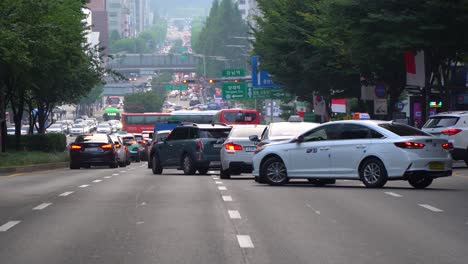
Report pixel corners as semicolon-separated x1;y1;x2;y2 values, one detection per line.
404;51;425;87
331;99;346;113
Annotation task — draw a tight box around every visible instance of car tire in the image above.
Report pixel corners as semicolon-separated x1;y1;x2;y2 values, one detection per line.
198;167;209;175
70;163;80;170
220;168;231;179
119;161;127;167
308;178;336;186
152;155;163;175
147;160;152;169
359;158;388;188
262;157;289;186
408;176;433;189
135;155;141;163
109;160;118;168
182;154;196;175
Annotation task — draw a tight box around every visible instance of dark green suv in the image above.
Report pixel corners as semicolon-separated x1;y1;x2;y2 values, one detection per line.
150;124;231;175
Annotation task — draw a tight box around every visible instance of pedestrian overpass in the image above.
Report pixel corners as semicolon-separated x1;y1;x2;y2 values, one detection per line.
106;54;199;74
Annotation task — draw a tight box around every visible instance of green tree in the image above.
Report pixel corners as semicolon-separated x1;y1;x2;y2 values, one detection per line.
123;91;165;113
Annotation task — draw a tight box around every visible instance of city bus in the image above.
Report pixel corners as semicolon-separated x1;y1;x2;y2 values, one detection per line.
121;111;218;133
213;109;260;125
106;96;121;108
103;107;121;121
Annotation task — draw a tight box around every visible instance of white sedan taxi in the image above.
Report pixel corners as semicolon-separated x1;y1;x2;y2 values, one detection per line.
252;120;453;189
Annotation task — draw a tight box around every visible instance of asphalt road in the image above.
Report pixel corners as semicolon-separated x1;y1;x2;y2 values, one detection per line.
1;163;467;264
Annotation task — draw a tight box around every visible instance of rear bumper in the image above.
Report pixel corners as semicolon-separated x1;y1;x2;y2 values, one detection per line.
227;161;253;173
390;170;453;181
70;152;116;165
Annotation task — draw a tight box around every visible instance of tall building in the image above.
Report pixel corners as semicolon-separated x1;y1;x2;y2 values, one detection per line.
236;0;260;29
236;0;249;20
86;0;109;54
128;0;150;36
107;0;131;38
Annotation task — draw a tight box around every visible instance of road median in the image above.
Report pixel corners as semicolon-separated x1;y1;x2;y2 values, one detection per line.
0;151;69;176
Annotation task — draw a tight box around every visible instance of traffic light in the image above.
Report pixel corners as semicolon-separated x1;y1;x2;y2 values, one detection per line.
209;79;214;84
182;79;196;84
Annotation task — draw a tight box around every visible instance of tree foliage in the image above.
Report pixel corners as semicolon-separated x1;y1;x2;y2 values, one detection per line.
123;91;165;113
110;19;167;54
193;0;249;77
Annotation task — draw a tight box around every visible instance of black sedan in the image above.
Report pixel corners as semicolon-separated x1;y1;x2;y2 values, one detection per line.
69;134;119;169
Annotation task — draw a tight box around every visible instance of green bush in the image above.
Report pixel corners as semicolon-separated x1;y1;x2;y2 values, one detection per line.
6;134;67;152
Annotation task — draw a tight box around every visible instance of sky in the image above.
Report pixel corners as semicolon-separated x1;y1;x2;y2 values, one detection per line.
150;0;214;17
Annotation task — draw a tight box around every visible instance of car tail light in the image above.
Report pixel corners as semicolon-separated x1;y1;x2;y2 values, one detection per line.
225;142;243;151
441;128;462;136
394;142;425;149
101;144;113;149
141;140;147;145
70;144;82;150
442;142;453;149
115;144;121;148
196;139;204;151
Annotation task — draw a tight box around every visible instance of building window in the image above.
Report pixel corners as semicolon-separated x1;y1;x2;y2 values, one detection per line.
109;3;121;9
108;12;117;17
239;0;246;4
109;20;118;26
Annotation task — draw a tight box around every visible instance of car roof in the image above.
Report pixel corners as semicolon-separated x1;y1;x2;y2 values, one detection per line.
427;111;468;117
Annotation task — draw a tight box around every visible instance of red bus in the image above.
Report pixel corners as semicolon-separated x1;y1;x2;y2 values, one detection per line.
213;109;260;125
106;96;121;108
121;113;170;133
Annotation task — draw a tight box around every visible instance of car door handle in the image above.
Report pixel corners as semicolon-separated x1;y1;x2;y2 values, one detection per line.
356;145;367;149
319;147;330;150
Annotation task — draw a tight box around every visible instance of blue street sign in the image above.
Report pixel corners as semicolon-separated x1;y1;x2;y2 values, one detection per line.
251;56;282;88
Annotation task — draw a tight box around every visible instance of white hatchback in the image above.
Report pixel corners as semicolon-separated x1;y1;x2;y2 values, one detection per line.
252;120;453;189
220;125;266;179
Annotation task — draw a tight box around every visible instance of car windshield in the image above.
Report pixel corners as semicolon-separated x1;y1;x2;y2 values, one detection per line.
98;124;110;128
423;116;459;128
269;123;317;137
49;124;61;128
379;123;430;136
75;134;108;143
73;124;83;128
199;128;231;138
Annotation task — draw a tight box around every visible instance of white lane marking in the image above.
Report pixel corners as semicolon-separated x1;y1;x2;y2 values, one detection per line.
418;204;444;212
112;174;119;176
215;181;223;184
306;203;321;215
140;202;147;206
58;191;74;197
222;196;233;201
104;176;112;179
212;177;220;180
384;192;402;197
79;185;89;188
119;171;126;173
92;180;102;183
237;235;254;248
208;171;216;174
33;203;52;210
218;186;227;191
0;221;21;232
136;221;144;224
315;210;321;215
228;210;241;219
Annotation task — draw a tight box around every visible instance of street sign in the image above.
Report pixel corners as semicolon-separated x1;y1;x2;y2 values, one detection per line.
222;68;245;77
222;82;248;100
247;87;289;99
164;84;188;91
251;56;282;87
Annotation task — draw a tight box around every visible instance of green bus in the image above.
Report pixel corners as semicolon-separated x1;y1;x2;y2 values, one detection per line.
103;107;121;121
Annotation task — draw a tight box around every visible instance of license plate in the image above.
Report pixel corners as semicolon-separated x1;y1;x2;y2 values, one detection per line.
85;147;100;152
429;162;444;170
213;144;222;148
244;146;256;152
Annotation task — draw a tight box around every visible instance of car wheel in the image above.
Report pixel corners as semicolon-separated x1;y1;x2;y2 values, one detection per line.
70;162;80;170
182;154;196;175
308;179;336;186
359;158;388;188
198;167;209;175
408;176;433;189
220;168;231;179
147;160;152;169
152;155;163;175
135;155;141;163
262;157;289;186
119;161;127;167
83;164;91;169
109;160;118;168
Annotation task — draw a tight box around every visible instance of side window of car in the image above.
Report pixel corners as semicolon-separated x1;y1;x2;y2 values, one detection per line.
167;128;187;141
303;127;328;142
188;128;199;139
338;124;371;140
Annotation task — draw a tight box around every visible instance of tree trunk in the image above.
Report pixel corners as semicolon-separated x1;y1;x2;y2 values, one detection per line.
0;87;6;152
10;92;25;151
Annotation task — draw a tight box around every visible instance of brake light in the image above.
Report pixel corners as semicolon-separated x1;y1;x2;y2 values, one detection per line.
196;139;204;151
70;144;82;150
141;140;147;144
394;142;425;149
115;144;121;148
441;128;462;136
442;142;453;149
225;142;243;151
101;144;113;149
130;141;137;145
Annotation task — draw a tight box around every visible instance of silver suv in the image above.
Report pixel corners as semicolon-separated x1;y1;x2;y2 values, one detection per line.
422;111;468;166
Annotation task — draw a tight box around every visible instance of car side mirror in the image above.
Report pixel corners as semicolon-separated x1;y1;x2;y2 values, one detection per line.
249;135;259;142
293;135;304;143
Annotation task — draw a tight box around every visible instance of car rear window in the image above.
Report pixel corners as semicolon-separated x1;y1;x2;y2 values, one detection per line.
75;134;109;143
379;123;430;136
223;112;257;122
230;127;265;138
423;116;459;128
199;129;231;139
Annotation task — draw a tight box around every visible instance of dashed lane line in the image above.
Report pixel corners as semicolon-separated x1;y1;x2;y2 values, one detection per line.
33;203;52;210
119;171;126;173
79;184;89;188
104;176;112;179
228;210;241;219
222;196;233;202
218;186;227;191
384;192;403;197
212;177;220;180
92;179;102;183
237;235;254;248
112;174;119;176
58;191;74;197
0;221;21;232
418;204;444;212
215;181;223;184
